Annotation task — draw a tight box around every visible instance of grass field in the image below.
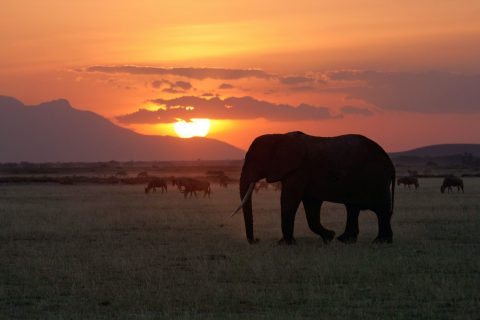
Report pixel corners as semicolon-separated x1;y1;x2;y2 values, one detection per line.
1;178;479;319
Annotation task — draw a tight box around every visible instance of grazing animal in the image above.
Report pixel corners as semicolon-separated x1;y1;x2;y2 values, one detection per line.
219;175;229;188
441;176;464;193
397;176;419;189
172;177;195;190
232;132;395;245
181;179;211;198
145;179;168;194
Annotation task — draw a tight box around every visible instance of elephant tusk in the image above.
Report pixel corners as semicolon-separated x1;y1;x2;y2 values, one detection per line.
230;183;255;217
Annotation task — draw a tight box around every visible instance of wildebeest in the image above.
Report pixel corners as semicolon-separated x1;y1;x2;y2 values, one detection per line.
441;176;464;193
180;179;211;198
145;178;168;194
218;175;229;188
397;176;419;189
171;177;192;189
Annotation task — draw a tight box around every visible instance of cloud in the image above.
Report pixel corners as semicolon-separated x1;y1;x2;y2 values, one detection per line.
328;70;480;113
116;96;339;124
85;65;271;80
341;105;373;116
218;83;234;89
151;79;170;89
174;81;192;90
151;79;193;93
279;75;314;85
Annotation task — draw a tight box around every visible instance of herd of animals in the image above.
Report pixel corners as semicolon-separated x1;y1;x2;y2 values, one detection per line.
143;175;282;198
144;172;466;198
145;177;212;198
397;174;464;193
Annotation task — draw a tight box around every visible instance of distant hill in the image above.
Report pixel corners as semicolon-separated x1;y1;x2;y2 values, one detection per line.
390;144;480;158
0;96;245;162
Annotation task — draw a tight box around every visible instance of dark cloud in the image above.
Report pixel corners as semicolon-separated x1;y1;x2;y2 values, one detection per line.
152;79;193;93
151;79;170;89
174;81;192;90
329;70;480;113
218;83;234;89
85;65;271;80
162;88;183;94
341;105;373;116
280;75;314;85
117;96;339;124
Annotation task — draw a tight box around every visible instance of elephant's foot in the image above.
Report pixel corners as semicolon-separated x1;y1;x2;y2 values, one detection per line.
320;229;335;244
278;238;297;246
337;233;358;244
247;238;260;245
372;236;392;244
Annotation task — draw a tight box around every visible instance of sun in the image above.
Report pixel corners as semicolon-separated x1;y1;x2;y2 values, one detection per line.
173;118;211;138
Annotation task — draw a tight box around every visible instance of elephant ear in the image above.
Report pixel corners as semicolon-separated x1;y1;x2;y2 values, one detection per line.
265;134;307;182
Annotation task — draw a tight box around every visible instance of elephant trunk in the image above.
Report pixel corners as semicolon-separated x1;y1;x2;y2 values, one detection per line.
240;173;256;243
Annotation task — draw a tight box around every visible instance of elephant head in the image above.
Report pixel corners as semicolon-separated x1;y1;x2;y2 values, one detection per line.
234;133;307;243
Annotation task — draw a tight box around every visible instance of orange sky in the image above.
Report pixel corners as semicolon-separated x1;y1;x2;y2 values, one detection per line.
1;1;480;151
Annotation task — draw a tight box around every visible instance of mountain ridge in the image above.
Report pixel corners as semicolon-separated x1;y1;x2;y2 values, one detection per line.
0;96;245;162
390;143;480;157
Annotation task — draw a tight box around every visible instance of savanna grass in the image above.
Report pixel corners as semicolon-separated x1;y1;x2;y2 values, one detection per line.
1;178;479;319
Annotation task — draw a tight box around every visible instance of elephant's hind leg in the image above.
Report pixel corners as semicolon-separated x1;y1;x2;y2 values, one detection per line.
373;206;393;243
337;205;360;244
303;198;335;243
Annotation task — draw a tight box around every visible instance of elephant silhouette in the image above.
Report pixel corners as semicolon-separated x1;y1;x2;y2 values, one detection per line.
232;132;395;245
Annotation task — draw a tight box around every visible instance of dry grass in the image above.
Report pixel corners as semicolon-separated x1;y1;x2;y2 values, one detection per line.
1;178;479;319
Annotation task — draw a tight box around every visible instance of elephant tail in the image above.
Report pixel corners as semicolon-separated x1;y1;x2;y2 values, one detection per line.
390;173;395;216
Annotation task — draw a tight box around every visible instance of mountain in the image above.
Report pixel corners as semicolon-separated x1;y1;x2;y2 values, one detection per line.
0;96;245;162
390;144;480;158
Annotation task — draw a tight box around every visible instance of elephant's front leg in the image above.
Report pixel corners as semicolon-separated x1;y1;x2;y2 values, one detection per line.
278;179;304;245
303;198;335;243
337;204;360;244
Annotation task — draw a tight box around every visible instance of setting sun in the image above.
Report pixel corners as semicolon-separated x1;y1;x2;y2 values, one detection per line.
173;118;211;138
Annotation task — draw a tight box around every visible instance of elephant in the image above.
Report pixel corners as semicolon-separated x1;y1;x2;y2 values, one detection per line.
441;176;464;193
254;181;269;193
145;178;168;194
232;132;396;245
271;181;282;191
397;176;419;189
